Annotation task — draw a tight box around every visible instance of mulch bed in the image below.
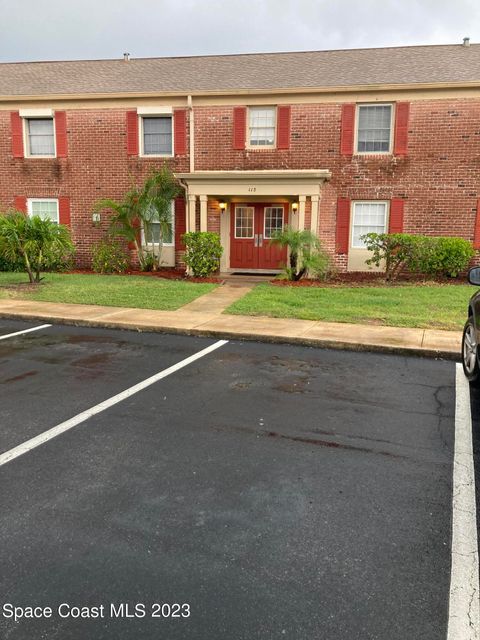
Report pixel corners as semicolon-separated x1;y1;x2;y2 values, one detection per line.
269;272;466;287
65;269;223;284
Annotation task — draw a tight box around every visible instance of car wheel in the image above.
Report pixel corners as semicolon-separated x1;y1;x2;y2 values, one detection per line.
462;317;480;383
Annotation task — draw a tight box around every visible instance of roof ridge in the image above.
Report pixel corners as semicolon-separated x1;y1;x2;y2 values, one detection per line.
0;42;476;66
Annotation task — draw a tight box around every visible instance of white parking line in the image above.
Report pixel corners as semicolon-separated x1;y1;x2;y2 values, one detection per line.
0;324;52;341
0;338;228;468
448;364;480;639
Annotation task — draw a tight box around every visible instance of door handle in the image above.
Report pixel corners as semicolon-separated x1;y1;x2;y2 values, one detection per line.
254;234;258;247
258;234;263;247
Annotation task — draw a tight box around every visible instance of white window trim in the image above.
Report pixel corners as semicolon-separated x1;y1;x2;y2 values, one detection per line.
350;200;389;249
354;103;394;156
246;106;277;150
27;198;59;223
141;201;175;248
263;205;284;240
139;114;174;158
234;206;255;239
23;116;56;159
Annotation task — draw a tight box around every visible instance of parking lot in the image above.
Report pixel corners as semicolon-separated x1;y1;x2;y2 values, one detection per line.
0;319;458;639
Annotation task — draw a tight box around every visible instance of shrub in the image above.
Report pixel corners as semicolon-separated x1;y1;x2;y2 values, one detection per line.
412;236;474;277
182;232;223;277
362;233;417;281
0;253;25;272
91;239;130;274
362;232;475;281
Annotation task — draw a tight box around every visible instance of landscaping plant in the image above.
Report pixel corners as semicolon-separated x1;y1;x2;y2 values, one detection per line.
95;167;180;272
0;211;74;283
91;238;130;274
362;232;475;281
183;232;223;277
271;226;332;281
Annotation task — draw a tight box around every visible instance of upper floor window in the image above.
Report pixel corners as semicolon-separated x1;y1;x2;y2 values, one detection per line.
141;116;173;156
351;201;387;248
26;118;55;157
27;198;59;223
356;104;392;154
248;107;276;147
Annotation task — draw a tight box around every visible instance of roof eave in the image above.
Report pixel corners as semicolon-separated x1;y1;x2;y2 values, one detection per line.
1;80;480;102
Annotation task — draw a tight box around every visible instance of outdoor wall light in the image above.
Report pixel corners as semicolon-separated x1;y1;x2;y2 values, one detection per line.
219;201;227;212
291;202;299;212
92;212;101;224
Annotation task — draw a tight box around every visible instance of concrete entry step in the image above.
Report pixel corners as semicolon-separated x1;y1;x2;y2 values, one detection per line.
220;273;274;286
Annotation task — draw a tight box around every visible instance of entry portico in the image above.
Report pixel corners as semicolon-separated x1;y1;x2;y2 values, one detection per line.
177;170;331;272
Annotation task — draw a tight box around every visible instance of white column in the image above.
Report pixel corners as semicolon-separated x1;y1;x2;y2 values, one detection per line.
200;195;208;232
187;194;196;233
298;195;306;231
310;195;319;236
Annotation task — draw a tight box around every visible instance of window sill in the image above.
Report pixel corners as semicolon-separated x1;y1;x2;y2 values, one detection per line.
139;154;174;159
246;146;277;152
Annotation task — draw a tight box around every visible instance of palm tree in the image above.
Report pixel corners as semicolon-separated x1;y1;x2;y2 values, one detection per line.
141;167;180;270
271;226;321;281
0;211;74;283
96;167;181;271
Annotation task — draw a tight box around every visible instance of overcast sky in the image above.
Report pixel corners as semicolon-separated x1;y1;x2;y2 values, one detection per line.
0;0;479;63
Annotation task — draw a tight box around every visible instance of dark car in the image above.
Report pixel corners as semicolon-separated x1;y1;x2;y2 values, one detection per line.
462;267;480;383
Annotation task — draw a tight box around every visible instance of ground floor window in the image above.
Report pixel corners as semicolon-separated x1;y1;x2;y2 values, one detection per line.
142;201;174;247
351;201;387;248
27;198;59;223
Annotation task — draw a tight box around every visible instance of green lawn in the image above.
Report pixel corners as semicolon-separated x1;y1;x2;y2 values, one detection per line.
0;272;216;311
225;283;473;330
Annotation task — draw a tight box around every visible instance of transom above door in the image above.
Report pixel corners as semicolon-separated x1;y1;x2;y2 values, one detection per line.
230;203;288;270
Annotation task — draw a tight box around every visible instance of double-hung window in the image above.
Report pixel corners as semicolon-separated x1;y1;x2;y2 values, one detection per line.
27;198;59;223
248;107;276;147
356;104;392;153
351;201;387;248
143;201;174;247
141;116;173;156
25;118;55;157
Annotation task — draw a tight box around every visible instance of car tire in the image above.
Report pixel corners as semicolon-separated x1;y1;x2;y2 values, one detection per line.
462;317;480;384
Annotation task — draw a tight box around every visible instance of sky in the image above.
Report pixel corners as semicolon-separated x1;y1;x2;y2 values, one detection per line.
0;0;479;62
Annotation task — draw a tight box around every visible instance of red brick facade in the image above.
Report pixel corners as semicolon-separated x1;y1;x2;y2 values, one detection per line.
1;97;479;270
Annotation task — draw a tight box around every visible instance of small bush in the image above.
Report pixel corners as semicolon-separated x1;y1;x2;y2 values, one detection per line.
182;232;223;277
91;239;130;274
361;233;415;281
362;232;475;281
414;236;475;277
0;253;25;272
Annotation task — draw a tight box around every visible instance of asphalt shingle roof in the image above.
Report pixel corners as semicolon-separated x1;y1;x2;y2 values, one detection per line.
1;44;479;97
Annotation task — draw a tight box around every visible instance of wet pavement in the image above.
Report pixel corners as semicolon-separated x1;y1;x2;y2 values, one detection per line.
0;319;455;639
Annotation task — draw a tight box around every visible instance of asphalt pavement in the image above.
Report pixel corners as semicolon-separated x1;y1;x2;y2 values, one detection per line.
0;319;456;639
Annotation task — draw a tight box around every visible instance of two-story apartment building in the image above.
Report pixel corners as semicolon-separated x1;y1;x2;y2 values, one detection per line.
1;42;480;272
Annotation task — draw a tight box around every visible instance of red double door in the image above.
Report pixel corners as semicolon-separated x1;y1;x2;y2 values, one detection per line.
230;203;288;270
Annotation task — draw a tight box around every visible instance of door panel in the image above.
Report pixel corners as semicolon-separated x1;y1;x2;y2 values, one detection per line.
257;205;288;269
229;203;288;270
230;206;256;269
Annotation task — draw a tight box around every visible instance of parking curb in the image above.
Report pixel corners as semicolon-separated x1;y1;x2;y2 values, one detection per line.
0;310;460;361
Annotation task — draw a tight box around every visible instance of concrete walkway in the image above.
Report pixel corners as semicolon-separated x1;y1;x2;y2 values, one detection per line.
0;282;462;359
